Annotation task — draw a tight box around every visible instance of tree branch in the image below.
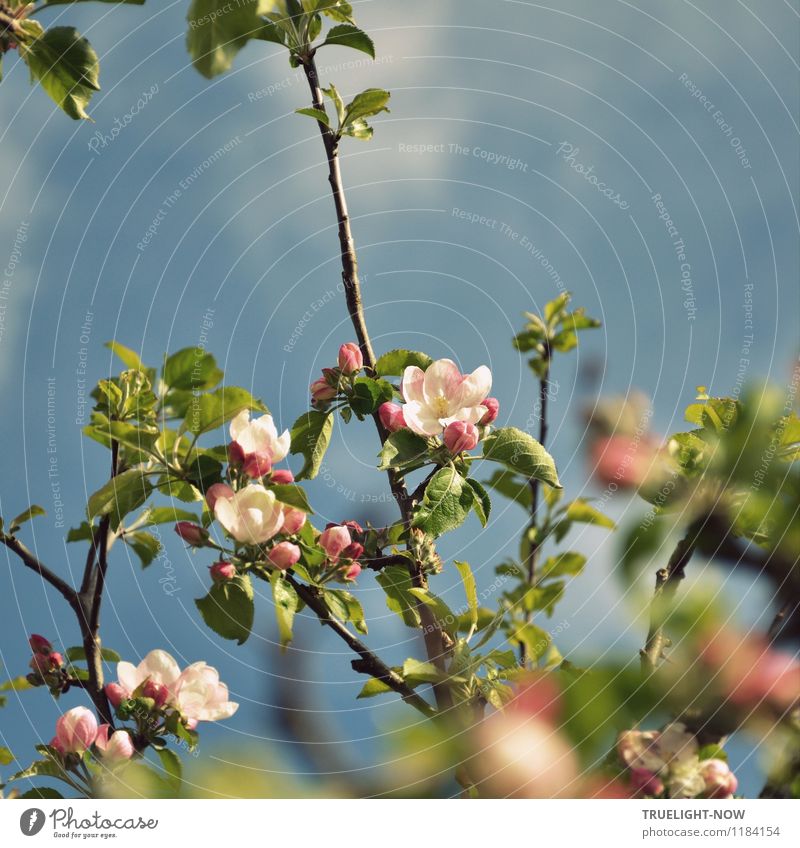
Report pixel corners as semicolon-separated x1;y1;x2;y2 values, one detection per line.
0;534;79;608
299;53;453;711
285;574;436;718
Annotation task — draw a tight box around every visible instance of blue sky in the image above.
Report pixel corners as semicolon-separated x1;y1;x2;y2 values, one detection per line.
0;0;797;796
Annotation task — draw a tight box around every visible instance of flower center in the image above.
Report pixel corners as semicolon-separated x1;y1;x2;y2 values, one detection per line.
431;395;450;418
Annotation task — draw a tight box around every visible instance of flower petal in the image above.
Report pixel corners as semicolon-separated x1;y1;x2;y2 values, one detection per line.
272;429;291;463
459;365;492;408
229;410;250;444
401;366;426;404
422;359;463;406
403;401;444;436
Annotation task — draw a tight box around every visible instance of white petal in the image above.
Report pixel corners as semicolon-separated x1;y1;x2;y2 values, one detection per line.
229;409;250;443
116;661;139;694
272;429;291;462
459;365;492;408
142;650;181;685
401;366;426;403
422;359;463;406
403;401;444;436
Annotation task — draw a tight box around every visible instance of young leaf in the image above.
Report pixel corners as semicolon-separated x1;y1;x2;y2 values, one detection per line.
195;575;255;645
509;623;551;661
163;348;223;391
156;748;182;794
289;411;333;480
0;746;14;765
465;479;491;527
295;107;331;126
564;499;615;529
411;466;474;538
482;427;561;488
20;26;100;120
378;429;429;471
373;348;433;376
454;560;478;633
186;0;265;79
105;340;145;371
140;506;201;526
483;468;532;511
9;505;46;534
186;386;267;435
270;483;313;513
324;588;367;634
344;88;390;124
375;565;421;627
270;572;299;648
87;469;153;529
65;646;122;663
349;377;393;416
321;23;375;58
540;552;587;578
124;531;162;568
407;587;457;639
401;657;440;684
357;676;394;699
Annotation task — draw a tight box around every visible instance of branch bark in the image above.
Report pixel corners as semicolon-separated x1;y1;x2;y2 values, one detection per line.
299;53;452;712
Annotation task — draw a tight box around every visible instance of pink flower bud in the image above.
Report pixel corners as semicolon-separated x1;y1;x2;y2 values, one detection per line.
270;469;294;484
311;378;337;403
95;724;135;765
29;633;53;655
341;542;364;561
210;561;236;582
206;483;234;510
49;736;64;756
338;342;363;374
105;682;128;708
700;759;738;799
174;522;209;547
378;402;406;433
142;679;169;708
268;541;301;570
227;441;246;466
343;562;362;581
443;421;479;453
630;768;664;796
243;451;272;479
480;397;500;425
55;706;98;754
281;507;306;535
319;525;351;561
342;520;364;536
48;652;64;669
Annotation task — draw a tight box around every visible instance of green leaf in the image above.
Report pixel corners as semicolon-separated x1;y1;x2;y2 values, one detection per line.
20;787;64;799
483;468;532;511
407;587;457;639
321;23;375;57
0;746;13;765
186;386;267;435
84;415;160;458
564;499;615;529
378;429;429;471
0;676;35;692
349;377;394;417
375;564;420;628
87;469;153;530
66;522;94;543
374;348;433;376
345;88;390;124
465;479;491;527
105;340;145;371
289;411;333;480
270;483;313;513
509;623;551;661
697;744;728;763
65;646;122;663
9;505;45;534
324;589;367;634
156;748;182;794
454;560;478;633
20;26;99;120
141;506;201;526
401;657;440;684
482;426;561;488
195;575;254;645
10;757;67;783
295;107;330;126
411;466;474;538
357;676;394;698
270;572;299;648
540;552;587;578
322;82;345;125
186;0;265;79
125;531;162;568
163;348;223;391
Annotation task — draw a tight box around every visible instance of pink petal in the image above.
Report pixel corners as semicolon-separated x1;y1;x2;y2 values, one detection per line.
459;365;492;408
401;366;426;404
422;359;463;405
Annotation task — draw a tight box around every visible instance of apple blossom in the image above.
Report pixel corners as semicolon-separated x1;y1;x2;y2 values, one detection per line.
342;562;362;581
29;634;53;655
30;651;63;674
242;452;272;479
55;706;98;754
338;342;363;374
319;524;351;561
342;520;364;536
379;401;406;433
114;649;183;704
270;469;294;484
205;483;234;510
479;396;500;425
281;506;306;535
400;358;492;436
174;522;209;547
229;410;290;464
227;441;245;466
142;679;170;708
172;662;238;722
213;484;285;544
209;561;236;582
105;682;127;708
341;541;364;561
94;725;135;765
700;759;738;798
268;541;301;570
443;420;479;453
311;378;337;404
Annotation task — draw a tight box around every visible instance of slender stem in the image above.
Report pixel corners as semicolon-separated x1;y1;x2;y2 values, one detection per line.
640;520;701;675
285;574;437;718
298;53;453;711
0;534;80;607
519;352;550;666
767;599;795;644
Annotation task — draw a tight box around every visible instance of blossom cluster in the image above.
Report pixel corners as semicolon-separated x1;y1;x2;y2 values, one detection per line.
617;722;738;799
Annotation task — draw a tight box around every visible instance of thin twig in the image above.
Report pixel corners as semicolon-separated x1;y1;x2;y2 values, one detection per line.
0;534;79;608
